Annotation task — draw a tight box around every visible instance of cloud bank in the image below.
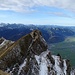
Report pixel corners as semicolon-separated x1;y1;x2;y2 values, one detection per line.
0;0;75;13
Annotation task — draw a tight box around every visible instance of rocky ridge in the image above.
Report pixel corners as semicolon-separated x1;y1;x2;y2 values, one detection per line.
0;30;75;75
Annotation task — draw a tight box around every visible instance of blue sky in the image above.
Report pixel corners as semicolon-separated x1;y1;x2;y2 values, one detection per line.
0;0;75;26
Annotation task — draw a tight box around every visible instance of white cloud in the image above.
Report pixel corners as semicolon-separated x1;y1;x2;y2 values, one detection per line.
48;12;71;17
0;0;75;13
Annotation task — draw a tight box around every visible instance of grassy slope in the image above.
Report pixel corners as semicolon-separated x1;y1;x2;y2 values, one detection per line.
49;36;75;67
0;34;29;59
0;70;10;75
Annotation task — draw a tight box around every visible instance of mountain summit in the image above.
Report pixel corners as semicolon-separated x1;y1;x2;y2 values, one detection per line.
0;30;75;75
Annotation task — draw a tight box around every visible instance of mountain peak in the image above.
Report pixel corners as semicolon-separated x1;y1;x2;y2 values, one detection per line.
0;30;47;69
29;30;47;54
0;30;75;75
18;30;47;57
30;30;42;40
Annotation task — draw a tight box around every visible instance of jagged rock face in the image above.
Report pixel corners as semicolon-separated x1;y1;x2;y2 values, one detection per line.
0;38;4;44
0;30;47;71
19;30;47;56
0;30;74;75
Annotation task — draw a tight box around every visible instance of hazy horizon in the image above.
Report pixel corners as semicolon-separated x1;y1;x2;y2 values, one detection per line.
1;22;75;27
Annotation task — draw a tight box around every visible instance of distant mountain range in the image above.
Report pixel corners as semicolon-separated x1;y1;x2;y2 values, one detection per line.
0;23;75;44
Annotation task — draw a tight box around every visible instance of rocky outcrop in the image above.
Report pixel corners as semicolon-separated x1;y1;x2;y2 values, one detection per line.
0;37;14;53
0;30;47;70
0;30;74;75
0;37;4;44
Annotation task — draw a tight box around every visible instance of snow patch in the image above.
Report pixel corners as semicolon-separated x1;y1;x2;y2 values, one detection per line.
52;55;64;75
39;54;48;75
35;55;40;64
70;69;75;75
63;59;67;75
35;51;50;75
18;59;27;75
0;39;7;48
35;51;57;75
39;58;48;75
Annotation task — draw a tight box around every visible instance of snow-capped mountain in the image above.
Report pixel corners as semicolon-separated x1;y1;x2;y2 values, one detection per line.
0;30;75;75
0;23;75;43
